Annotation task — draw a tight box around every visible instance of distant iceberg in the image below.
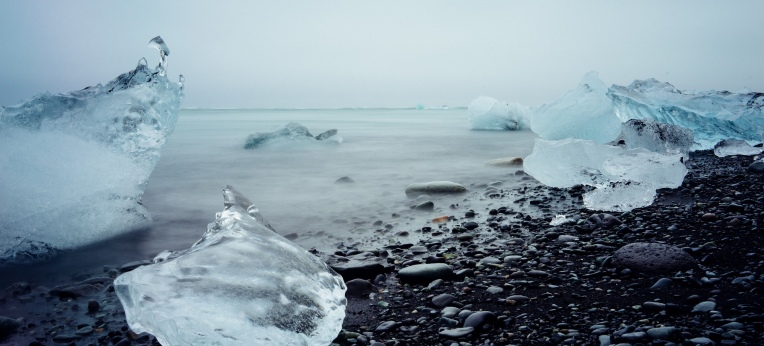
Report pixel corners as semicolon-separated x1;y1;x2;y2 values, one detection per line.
115;186;347;346
244;122;342;149
608;79;764;149
468;96;531;130
0;36;183;263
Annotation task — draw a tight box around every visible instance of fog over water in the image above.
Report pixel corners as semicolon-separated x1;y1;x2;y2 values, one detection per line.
1;1;763;109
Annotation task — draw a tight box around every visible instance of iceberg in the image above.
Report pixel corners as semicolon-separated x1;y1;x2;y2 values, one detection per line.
523;138;687;211
619;119;694;156
608;79;764;149
530;72;622;143
114;186;347;346
713;139;763;157
244;122;342;149
0;36;183;263
468;96;531;130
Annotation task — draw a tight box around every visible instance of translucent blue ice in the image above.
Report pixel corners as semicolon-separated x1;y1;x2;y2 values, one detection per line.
468;96;531;130
530;72;622;143
608;79;764;149
115;186;347;346
0;36;183;263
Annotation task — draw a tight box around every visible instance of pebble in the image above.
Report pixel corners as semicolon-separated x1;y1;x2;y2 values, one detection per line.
432;293;457;308
405;181;467;197
438;327;474;338
414;201;434;211
87;300;100;313
646;326;677;339
441;306;461;318
612;242;697;274
375;321;398;332
688;337;715;345
0;316;20;339
463;311;496;330
650;277;673;289
397;263;454;284
486;286;503;294
345;278;375;297
692;301;717;313
748;160;764;173
75;326;94;336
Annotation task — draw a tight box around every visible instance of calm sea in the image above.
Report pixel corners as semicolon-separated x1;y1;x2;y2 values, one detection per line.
1;108;537;287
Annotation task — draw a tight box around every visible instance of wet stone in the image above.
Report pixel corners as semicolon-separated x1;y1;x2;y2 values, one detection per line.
375;321;398;332
650;277;673;289
463;311;496;330
0;316;21;339
692;301;717;313
646;326;677;339
432;293;457;308
398;263;454;284
438;327;474;338
345;278;375;298
613;242;696;274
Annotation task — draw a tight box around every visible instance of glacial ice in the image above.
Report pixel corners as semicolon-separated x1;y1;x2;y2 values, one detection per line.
619;119;694;156
114;186;347;346
0;36;183;263
608;79;764;149
468;96;531;130
530;72;622;143
244;122;342;149
523;138;687;211
713;139;763;157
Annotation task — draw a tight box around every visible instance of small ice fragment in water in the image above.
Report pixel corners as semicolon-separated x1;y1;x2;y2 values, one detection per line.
148;36;170;76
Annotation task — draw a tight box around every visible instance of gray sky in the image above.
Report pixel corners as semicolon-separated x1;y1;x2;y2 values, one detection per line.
1;1;762;109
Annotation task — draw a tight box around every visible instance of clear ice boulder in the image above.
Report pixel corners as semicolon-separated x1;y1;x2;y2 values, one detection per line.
114;186;347;346
608;79;764;149
0;36;184;263
530;71;622;143
713;139;763;157
619;119;694;157
523;138;687;211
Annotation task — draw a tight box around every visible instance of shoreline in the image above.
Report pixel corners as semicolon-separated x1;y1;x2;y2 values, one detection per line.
2;150;763;345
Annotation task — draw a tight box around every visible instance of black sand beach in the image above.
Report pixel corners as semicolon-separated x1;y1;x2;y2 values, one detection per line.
2;150;763;346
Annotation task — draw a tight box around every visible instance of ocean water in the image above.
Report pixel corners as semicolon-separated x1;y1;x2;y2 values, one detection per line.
1;108;537;287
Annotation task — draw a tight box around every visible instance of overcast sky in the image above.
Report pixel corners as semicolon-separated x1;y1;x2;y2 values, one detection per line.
1;1;762;109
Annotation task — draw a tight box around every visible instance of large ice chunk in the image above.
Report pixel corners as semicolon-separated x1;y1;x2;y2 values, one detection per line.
713;139;763;157
244;122;342;149
530;72;622;143
523;138;687;211
468;96;531;130
620;119;694;156
114;186;347;346
608;79;764;149
0;37;183;263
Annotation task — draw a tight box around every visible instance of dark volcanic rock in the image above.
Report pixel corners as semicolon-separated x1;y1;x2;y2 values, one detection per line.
330;261;389;280
398;263;454;284
0;316;20;339
345;278;375;298
613;242;696;274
